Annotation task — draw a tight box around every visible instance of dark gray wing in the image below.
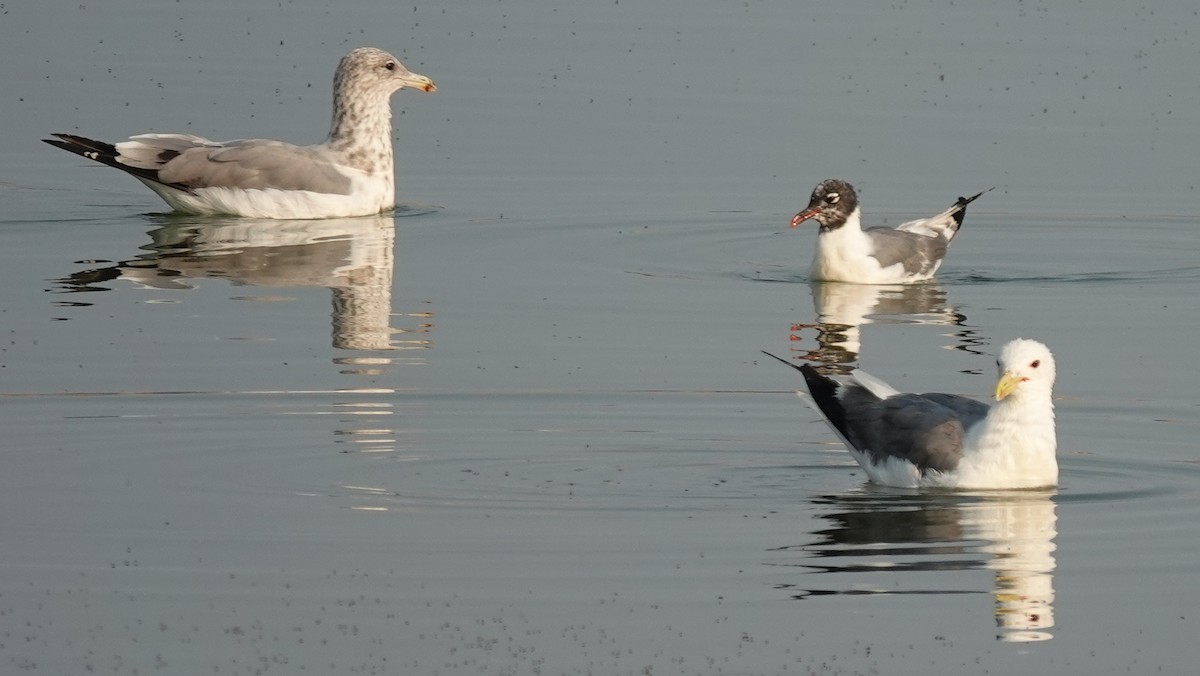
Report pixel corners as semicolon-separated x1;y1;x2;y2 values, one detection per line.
838;388;975;473
918;393;990;427
780;359;989;475
863;227;948;276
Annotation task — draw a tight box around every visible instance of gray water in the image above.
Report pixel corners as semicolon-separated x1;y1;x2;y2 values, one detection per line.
2;1;1199;674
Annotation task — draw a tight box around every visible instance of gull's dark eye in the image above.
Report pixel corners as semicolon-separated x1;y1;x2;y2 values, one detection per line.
825;192;840;205
1030;359;1040;368
384;61;397;71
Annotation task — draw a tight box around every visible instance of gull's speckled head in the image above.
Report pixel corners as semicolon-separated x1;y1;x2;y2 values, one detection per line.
791;178;859;231
335;47;437;98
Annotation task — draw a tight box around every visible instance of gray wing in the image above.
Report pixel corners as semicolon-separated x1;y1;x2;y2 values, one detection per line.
46;133;354;195
918;392;990;427
863;227;948;277
840;387;988;473
782;359;990;476
148;137;354;194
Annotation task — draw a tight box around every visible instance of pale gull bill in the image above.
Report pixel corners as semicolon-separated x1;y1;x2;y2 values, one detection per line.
763;338;1058;489
44;47;435;220
790;179;993;284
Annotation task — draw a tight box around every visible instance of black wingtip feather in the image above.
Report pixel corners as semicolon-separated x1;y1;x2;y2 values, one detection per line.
43;132;193;194
761;351;852;442
44;133;125;170
44;133;120;159
760;350;805;373
949;186;996;227
796;364;851;443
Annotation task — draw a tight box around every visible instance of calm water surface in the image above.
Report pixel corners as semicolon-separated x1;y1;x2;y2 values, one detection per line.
2;1;1199;674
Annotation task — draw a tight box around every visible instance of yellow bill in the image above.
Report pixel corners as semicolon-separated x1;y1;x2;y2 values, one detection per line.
994;371;1027;400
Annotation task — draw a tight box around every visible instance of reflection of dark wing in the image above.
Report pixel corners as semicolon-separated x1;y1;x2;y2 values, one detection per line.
55;257;194;293
54;263;125;293
56;224;360;292
816;501;964;547
869;284;949;317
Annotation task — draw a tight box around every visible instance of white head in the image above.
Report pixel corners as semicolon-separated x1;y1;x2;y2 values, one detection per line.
994;339;1056;402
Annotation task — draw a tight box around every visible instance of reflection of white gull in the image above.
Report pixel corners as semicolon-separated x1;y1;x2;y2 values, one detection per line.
790;179;991;283
57;215;427;458
798;282;958;368
44;48;435;219
960;492;1058;642
764;339;1058;489
790;490;1057;643
62;215;427;352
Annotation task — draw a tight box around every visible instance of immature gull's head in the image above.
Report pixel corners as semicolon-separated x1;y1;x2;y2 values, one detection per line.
334;47;437;99
791;178;860;231
327;47;437;174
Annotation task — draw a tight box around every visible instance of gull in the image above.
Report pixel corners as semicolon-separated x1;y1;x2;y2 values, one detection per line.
790;179;992;284
44;47;435;219
763;339;1058;489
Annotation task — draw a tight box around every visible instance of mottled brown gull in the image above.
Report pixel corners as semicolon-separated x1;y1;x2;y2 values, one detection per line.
44;47;435;219
764;339;1058;489
790;179;992;284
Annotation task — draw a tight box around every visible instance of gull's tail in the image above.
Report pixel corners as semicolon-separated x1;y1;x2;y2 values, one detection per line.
896;186;995;241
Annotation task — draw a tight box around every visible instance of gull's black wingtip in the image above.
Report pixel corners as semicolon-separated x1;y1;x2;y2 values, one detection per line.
949;186;996;228
42;133;192;193
760;351;849;436
42;133;120;161
761;350;807;373
42;133;76;151
957;186;996;207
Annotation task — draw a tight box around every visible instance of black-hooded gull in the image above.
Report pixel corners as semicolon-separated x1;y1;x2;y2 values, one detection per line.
763;339;1058;489
790;179;992;284
44;47;435;219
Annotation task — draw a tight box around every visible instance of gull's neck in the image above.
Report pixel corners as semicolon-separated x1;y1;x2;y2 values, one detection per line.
324;81;395;179
958;390;1058;488
821;205;862;234
810;207;876;281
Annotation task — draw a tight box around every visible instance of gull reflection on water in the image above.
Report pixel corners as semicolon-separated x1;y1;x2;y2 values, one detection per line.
57;214;432;357
771;490;1058;642
963;492;1058;642
54;213;434;456
788;282;982;373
